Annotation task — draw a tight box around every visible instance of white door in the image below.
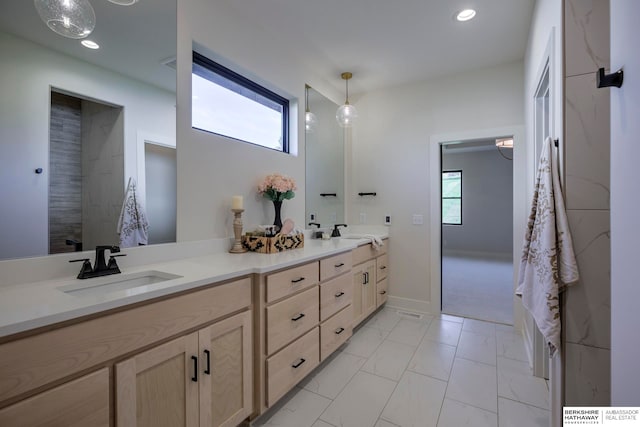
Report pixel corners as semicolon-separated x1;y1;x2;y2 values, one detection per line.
610;0;640;404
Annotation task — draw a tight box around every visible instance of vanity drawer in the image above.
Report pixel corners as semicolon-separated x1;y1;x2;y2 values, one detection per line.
352;241;387;265
266;327;319;407
266;286;319;355
0;277;251;403
266;262;319;303
376;253;389;281
376;277;389;307
320;272;352;321
319;252;352;282
320;305;353;361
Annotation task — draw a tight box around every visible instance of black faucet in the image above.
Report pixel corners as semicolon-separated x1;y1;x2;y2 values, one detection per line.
331;224;347;237
69;245;126;279
309;222;323;238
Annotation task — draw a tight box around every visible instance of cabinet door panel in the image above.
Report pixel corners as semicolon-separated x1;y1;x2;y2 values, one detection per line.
116;334;199;427
362;261;377;318
0;368;109;427
199;311;252;427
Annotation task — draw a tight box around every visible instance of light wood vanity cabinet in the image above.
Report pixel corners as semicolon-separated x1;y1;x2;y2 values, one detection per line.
116;310;252;427
352;239;389;327
0;276;253;427
255;253;354;414
0;368;110;427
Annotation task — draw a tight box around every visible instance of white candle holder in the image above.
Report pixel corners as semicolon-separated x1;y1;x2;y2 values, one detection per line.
229;209;248;253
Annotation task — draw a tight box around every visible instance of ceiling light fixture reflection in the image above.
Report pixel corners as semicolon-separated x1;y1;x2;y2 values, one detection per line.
456;9;477;22
81;39;99;49
34;0;96;39
107;0;139;5
336;72;358;128
305;84;318;133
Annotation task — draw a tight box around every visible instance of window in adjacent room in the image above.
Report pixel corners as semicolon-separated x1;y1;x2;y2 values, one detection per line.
442;170;462;225
191;52;290;152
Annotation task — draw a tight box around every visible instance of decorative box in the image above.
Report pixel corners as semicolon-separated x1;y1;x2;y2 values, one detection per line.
242;233;304;254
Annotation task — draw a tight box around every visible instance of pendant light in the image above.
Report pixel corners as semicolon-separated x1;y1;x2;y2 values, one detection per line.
336;72;358;128
305;85;318;133
34;0;96;39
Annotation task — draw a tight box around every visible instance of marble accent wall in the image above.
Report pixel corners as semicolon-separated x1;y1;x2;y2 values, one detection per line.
563;0;611;406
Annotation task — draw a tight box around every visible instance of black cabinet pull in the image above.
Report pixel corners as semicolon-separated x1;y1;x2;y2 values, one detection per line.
204;350;211;375
362;273;367;285
363;272;369;284
380;265;387;270
334;262;345;268
291;277;305;284
335;327;345;335
335;291;345;298
292;358;306;369
191;356;198;382
291;313;305;321
379;290;387;295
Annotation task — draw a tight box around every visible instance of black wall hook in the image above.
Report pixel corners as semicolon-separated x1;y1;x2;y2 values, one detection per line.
597;67;623;88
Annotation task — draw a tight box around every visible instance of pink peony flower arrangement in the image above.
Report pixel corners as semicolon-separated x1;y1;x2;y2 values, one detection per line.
258;173;297;202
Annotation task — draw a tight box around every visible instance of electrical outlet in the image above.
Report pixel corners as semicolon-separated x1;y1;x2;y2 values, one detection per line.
359;212;367;224
412;214;424;225
384;215;391;225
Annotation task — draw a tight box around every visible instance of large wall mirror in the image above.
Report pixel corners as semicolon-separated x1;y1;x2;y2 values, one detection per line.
305;86;344;228
0;0;176;260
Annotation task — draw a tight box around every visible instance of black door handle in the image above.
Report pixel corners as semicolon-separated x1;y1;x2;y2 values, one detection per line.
292;358;306;368
291;313;306;321
335;291;345;298
191;356;198;382
204;350;211;375
335;327;345;335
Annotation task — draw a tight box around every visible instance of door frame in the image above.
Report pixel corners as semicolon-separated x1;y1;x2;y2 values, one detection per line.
428;125;526;330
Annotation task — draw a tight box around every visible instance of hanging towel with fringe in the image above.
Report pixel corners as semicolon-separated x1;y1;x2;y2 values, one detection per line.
516;137;579;355
117;177;149;247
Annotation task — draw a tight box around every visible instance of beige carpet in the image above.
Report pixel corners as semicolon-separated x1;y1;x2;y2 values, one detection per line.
442;254;514;325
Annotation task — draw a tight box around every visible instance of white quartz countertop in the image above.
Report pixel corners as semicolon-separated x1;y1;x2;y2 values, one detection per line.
0;234;387;338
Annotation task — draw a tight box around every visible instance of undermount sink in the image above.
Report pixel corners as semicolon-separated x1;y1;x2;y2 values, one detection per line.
58;270;183;297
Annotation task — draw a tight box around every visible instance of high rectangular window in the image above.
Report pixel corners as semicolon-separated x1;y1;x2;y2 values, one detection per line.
442;170;462;225
191;52;289;152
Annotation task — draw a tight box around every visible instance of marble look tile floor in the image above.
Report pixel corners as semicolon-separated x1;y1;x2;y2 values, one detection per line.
253;308;549;427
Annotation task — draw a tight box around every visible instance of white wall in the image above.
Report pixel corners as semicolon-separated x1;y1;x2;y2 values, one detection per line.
0;32;176;260
176;0;343;240
611;0;640;406
349;60;524;311
442;148;513;257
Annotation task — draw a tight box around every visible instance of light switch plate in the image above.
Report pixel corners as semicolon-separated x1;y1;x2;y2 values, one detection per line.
310;213;316;221
412;214;423;225
384;215;391;225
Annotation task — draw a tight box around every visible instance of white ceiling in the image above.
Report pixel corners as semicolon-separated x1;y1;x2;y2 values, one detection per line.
227;0;535;95
0;0;534;96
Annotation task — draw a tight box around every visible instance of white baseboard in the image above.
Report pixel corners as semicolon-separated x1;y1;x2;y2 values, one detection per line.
386;295;434;315
523;321;535;370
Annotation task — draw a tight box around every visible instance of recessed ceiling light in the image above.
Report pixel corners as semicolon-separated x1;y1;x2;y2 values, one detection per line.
456;9;477;22
108;0;139;5
81;40;100;49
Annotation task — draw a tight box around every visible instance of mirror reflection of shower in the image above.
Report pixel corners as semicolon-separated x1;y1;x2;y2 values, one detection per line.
49;90;124;254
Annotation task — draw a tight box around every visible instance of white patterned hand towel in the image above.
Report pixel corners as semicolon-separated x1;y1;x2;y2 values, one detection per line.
516;137;579;355
343;234;384;250
117;178;149;247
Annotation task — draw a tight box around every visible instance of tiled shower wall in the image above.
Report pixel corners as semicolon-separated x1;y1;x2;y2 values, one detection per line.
563;0;611;405
49;92;82;254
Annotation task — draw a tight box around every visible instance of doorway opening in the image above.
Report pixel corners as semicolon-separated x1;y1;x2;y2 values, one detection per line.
440;138;514;324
